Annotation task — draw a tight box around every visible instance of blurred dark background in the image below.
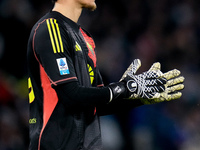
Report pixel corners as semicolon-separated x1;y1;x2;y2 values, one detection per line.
0;0;200;149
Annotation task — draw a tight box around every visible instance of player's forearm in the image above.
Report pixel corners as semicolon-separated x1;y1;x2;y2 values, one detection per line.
54;81;111;108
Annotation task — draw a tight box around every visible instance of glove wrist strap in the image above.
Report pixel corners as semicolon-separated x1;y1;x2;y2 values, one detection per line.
108;82;126;103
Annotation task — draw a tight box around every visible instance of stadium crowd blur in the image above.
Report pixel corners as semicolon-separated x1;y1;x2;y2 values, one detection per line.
0;0;200;149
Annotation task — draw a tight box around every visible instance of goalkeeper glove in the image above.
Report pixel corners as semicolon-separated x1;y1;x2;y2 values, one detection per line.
108;59;167;102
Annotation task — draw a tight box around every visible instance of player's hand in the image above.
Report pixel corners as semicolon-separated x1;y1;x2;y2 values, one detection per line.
120;59;167;99
140;69;185;104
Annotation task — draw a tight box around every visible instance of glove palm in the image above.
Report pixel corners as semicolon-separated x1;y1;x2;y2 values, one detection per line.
141;69;184;104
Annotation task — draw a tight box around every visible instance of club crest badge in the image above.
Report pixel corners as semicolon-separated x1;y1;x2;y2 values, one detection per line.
56;58;70;75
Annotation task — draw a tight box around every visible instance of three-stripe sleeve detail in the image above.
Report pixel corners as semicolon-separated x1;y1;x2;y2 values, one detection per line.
46;19;64;53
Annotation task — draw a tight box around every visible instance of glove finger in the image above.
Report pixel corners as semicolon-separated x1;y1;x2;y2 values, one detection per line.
148;62;161;71
165;92;182;101
166;76;185;87
119;59;141;82
132;59;141;74
162;69;181;80
147;62;163;78
167;84;184;93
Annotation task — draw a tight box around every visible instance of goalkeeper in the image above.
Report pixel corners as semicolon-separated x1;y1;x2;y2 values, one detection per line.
27;0;185;149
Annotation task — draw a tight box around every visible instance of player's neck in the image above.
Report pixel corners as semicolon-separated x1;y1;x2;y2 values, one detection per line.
52;1;82;23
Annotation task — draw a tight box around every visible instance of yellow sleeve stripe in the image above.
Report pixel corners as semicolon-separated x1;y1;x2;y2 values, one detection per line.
46;18;64;53
46;19;57;53
50;19;60;53
54;19;64;53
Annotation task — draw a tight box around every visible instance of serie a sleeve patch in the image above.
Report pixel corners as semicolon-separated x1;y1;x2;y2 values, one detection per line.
56;57;70;75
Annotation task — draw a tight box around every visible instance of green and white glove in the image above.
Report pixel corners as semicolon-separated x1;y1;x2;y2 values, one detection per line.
120;59;167;99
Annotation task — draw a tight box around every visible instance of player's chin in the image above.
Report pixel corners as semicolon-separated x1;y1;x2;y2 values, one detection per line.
84;2;97;11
